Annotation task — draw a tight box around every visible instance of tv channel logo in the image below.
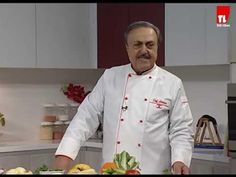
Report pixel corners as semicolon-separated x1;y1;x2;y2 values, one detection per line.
216;5;230;27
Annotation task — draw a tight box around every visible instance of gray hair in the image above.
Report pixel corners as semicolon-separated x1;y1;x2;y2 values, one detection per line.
124;21;162;45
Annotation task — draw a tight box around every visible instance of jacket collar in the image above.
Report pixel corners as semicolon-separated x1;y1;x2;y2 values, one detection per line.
128;63;158;76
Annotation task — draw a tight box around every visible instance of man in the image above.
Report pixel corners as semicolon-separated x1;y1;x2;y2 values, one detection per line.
53;21;194;174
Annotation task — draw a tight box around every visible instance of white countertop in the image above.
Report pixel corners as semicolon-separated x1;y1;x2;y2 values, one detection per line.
192;148;230;163
0;138;102;153
0;138;230;163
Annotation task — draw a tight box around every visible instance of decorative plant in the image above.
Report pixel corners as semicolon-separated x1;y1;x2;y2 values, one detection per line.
0;112;5;126
61;83;91;104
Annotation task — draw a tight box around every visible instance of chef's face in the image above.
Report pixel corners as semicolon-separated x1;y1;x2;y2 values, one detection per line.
126;27;158;75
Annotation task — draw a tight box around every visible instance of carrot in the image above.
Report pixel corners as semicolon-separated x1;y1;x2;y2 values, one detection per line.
100;162;117;173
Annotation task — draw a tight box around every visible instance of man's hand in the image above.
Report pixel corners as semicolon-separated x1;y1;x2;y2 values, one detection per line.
52;155;73;171
172;161;190;174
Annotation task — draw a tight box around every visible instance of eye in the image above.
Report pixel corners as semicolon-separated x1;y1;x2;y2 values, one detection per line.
146;42;155;49
133;43;142;48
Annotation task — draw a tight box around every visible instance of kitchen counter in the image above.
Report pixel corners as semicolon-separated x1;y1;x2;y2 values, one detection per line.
0;138;102;153
193;148;230;163
0;138;230;163
193;152;229;163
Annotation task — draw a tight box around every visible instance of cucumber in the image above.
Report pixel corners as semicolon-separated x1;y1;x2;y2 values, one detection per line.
120;151;128;170
113;158;120;169
102;171;111;175
102;168;114;174
130;161;139;169
113;168;126;174
114;154;121;169
127;157;135;169
126;152;131;161
113;151;140;172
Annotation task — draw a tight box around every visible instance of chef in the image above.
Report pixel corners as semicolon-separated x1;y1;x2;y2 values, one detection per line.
53;21;194;174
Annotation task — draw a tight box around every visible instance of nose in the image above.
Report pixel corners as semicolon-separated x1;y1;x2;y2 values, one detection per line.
140;44;148;53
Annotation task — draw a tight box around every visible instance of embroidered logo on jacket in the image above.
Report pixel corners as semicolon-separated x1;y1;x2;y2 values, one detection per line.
150;99;168;109
181;96;188;104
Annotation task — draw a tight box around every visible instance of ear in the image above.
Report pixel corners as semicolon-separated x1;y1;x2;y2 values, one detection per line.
125;44;130;53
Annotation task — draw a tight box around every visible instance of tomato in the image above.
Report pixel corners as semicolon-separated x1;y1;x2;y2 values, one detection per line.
126;169;140;175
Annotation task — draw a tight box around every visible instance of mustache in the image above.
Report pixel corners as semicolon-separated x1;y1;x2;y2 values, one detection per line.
138;53;151;59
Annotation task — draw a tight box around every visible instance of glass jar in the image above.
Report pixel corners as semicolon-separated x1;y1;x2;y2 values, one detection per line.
63;120;71;133
68;103;80;120
40;121;54;140
53;121;64;140
43;103;57;122
56;103;69;122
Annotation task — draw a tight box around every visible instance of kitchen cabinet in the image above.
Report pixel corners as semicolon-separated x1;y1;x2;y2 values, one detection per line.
0;151;31;170
0;3;96;69
82;147;102;172
165;3;229;66
36;3;97;69
230;4;236;63
190;158;230;174
30;147;101;172
30;148;86;170
0;150;57;170
97;3;165;68
229;158;236;173
29;149;55;170
0;146;101;172
205;4;229;65
0;4;36;68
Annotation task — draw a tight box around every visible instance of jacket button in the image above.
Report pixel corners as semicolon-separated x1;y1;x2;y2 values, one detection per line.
121;118;124;121
125;97;128;100
128;74;132;77
121;106;128;111
117;141;121;144
149;76;152;79
144;98;147;101
138;143;141;147
139;120;143;123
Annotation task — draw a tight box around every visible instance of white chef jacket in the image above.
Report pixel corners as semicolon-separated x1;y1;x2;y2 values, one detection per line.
55;63;194;174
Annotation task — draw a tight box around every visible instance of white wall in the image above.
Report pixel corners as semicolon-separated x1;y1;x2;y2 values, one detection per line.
0;68;105;142
0;65;229;144
165;65;229;143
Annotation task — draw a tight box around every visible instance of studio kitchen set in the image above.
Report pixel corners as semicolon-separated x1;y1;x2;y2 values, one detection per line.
39;103;77;140
39;102;103;141
39;83;102;140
